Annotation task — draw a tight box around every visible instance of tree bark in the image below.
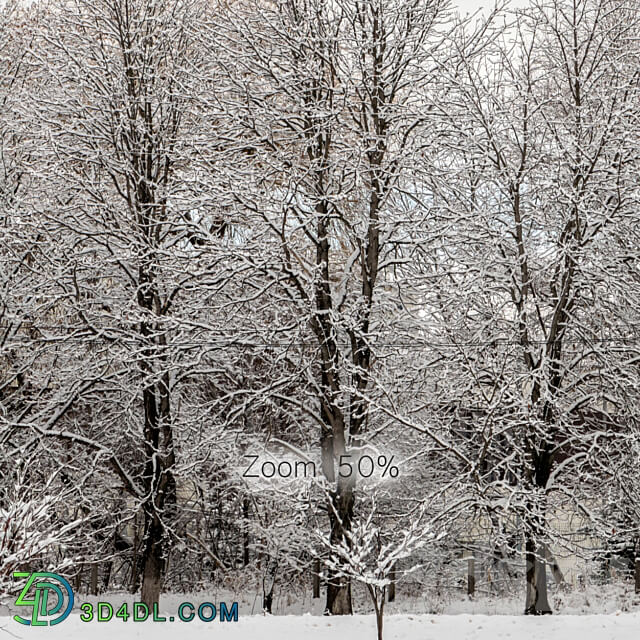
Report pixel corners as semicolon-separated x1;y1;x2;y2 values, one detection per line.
90;563;98;596
242;498;250;567
326;578;352;615
137;288;176;606
102;560;112;592
325;477;354;615
140;511;165;608
524;534;552;615
313;558;321;599
262;559;277;614
368;585;385;640
467;557;475;597
388;564;396;603
545;544;565;586
131;516;140;594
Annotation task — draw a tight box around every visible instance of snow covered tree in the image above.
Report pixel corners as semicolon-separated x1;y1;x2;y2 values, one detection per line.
210;0;452;614
313;496;433;639
0;455;80;597
427;0;640;614
14;0;235;606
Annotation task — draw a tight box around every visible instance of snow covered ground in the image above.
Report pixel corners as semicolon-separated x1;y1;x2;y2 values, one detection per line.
3;585;639;639
1;612;639;640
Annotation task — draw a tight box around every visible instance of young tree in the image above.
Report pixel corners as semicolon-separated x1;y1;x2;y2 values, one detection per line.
313;496;433;640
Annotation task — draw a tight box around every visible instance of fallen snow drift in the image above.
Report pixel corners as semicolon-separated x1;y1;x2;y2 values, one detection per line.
2;613;639;639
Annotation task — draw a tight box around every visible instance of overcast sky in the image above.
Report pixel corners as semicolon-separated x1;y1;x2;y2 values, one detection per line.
454;0;530;13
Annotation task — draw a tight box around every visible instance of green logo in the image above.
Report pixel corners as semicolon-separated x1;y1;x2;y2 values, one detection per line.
13;572;74;626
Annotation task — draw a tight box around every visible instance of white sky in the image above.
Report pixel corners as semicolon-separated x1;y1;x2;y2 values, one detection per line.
454;0;530;13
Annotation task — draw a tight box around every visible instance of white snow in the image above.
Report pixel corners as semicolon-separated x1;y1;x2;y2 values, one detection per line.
1;613;639;640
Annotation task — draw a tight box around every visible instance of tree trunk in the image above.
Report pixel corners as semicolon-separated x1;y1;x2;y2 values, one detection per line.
524;534;552;615
323;480;355;614
102;560;112;592
325;478;354;615
138;340;175;607
313;558;321;599
313;187;355;616
242;498;250;567
467;557;475;597
263;559;277;614
326;579;352;615
388;564;396;603
635;558;640;594
263;590;273;614
131;516;140;594
90;563;98;595
523;438;553;614
369;585;385;640
140;512;165;608
318;389;353;614
545;544;565;586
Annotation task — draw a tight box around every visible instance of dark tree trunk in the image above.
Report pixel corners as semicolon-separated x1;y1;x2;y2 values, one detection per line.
140;511;165;608
315;284;354;615
522;426;554;615
388;564;396;603
313;558;321;599
467;557;475;597
102;560;112;592
524;533;552;615
326;579;352;616
137;312;176;607
263;591;273;614
325;479;354;615
367;585;385;640
376;604;384;640
90;564;98;595
263;559;278;614
131;516;140;594
242;498;250;567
